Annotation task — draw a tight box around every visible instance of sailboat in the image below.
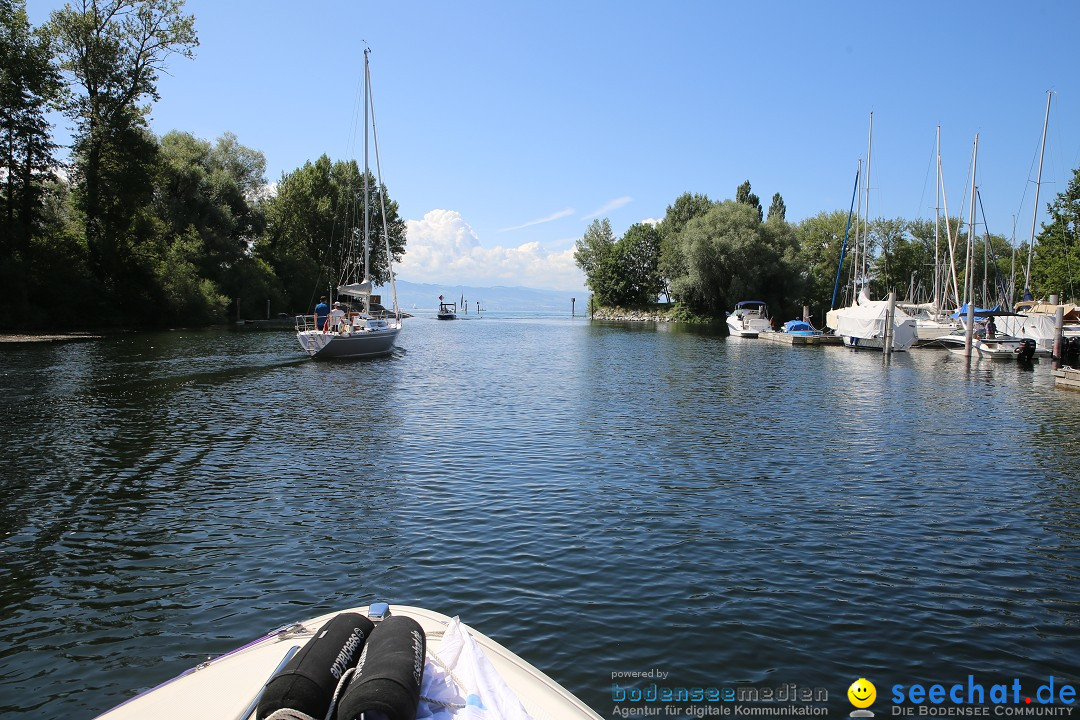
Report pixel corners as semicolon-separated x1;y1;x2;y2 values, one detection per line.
827;113;917;352
296;49;402;359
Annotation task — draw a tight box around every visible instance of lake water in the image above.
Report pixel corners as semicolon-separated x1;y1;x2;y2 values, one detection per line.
1;314;1079;718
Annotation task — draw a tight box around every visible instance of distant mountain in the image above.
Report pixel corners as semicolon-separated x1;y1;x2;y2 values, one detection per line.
376;280;584;312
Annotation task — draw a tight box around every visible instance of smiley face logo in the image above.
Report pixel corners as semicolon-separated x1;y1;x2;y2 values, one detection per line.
848;678;876;708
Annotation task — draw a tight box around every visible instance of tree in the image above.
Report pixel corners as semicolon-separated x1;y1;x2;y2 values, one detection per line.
766;193;786;223
1032;165;1080;302
657;192;713;298
259;155;406;312
574;218;617;304
794;210;852;316
735;180;762;222
665;200;797;316
49;0;198;281
0;0;61;256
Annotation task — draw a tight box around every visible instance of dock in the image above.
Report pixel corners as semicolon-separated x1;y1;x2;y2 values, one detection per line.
1054;366;1080;391
758;331;842;346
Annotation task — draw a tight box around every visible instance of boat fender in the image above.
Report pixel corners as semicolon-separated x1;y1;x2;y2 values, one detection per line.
257;612;375;720
335;615;426;720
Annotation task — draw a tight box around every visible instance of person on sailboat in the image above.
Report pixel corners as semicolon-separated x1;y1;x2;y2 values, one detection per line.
985;316;996;339
329;302;346;331
314;296;330;331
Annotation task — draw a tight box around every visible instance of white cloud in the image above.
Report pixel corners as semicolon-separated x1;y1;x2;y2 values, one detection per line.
498;207;574;232
581;196;632;220
641;217;661;227
400;209;586;291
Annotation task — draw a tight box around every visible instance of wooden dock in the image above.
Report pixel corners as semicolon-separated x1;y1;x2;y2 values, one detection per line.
758;331;842;346
1054;366;1080;391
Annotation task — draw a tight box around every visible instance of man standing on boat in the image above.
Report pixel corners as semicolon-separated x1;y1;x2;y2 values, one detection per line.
314;296;330;331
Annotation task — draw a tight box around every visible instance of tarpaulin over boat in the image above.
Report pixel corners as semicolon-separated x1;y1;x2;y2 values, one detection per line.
783;320;816;333
951;303;1005;318
832;299;917;351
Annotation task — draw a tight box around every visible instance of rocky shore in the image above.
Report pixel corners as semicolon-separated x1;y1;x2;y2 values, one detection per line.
590;307;677;322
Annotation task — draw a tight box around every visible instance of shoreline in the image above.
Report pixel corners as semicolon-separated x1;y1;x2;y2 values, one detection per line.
0;332;103;343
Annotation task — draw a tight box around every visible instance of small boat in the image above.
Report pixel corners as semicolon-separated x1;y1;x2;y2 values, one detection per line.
936;331;1041;360
437;296;457;320
781;319;823;337
727;300;771;337
94;602;602;720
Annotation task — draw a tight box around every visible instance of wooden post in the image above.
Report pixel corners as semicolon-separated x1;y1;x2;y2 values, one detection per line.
803;305;810;323
1051;294;1063;369
884;292;895;363
571;298;576;317
266;298;271;320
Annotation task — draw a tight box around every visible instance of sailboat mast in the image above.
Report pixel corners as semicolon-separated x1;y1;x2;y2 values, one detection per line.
862;112;873;293
362;48;371;289
934;126;941;316
966;134;979;308
1024;90;1052;299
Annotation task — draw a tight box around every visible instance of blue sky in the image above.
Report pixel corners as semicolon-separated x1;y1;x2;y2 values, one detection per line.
28;1;1080;294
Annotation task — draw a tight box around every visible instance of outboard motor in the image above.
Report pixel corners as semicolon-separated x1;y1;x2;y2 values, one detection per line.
1065;336;1080;364
1017;338;1037;362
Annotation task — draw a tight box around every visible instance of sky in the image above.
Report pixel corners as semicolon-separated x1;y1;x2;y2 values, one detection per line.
27;0;1080;294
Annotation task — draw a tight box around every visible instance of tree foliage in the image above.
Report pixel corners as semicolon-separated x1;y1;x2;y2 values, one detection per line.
1032;166;1080;302
664;200;798;317
49;0;197;280
259;155;406;312
766;192;786;223
735;180;762;222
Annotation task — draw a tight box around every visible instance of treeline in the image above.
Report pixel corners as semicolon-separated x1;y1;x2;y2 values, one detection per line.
0;0;403;331
576;172;1080;324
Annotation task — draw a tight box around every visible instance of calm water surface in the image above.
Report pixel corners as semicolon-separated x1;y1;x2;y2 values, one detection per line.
1;314;1079;718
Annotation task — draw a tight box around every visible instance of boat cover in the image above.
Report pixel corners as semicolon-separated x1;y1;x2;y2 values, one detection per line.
783;320;815;333
832;299;917;350
418;617;534;720
951;303;1004;318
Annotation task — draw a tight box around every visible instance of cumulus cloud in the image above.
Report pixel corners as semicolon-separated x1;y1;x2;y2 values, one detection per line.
400;209;585;291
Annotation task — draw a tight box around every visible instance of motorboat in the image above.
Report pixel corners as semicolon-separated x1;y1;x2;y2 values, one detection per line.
437;297;458;320
936;330;1042;360
94;602;602;720
727;300;771;337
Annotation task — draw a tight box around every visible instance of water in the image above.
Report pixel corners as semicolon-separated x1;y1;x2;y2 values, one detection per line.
1;315;1079;718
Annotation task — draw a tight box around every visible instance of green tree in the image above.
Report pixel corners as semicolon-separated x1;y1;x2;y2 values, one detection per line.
657;192;713;298
735;180;762;222
49;0;198;282
1032;165;1080;302
259;155;406;312
1;0;61;256
573;218;617;304
666;200;796;316
766;192;786;223
794;210;852;316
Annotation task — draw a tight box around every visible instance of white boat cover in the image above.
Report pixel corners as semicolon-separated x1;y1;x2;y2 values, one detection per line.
832;294;917;351
419;616;535;720
996;313;1058;349
338;281;372;298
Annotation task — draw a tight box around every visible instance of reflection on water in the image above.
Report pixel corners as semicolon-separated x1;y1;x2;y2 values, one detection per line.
1;320;1079;717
